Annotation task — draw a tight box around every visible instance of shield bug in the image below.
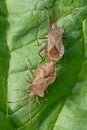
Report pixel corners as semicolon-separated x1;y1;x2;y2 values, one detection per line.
29;61;56;98
26;60;57;122
38;8;76;62
8;58;58;122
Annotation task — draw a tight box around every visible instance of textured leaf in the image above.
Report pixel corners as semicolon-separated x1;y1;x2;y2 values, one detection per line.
0;0;87;130
0;111;16;130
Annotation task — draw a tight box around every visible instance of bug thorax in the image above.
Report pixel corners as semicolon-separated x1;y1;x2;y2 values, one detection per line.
48;23;65;44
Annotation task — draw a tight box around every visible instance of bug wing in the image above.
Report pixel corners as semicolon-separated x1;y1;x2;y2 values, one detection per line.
55;42;64;60
47;32;55;52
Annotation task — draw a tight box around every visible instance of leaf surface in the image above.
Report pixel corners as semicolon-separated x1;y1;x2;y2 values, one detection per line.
0;0;87;130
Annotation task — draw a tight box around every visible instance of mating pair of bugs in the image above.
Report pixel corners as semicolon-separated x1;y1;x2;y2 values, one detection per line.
8;8;75;122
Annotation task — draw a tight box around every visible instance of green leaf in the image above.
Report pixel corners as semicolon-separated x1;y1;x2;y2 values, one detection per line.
0;0;87;130
0;111;16;130
0;0;10;113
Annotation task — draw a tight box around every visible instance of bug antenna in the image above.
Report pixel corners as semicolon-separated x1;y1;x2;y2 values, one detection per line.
44;7;55;23
56;8;78;24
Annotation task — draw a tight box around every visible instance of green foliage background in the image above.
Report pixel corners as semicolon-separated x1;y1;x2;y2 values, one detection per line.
0;0;87;130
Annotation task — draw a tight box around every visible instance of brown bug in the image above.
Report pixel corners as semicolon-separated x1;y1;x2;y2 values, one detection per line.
29;60;56;98
38;8;76;62
26;60;57;122
8;58;58;122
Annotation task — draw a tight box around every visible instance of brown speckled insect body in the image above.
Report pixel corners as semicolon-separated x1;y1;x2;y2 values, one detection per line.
45;22;65;62
39;8;75;62
29;61;56;99
8;59;57;122
27;60;57;122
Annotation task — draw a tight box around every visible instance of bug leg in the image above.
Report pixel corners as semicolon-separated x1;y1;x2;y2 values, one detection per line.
34;39;47;63
15;88;30;92
26;79;32;84
38;52;46;64
38;36;48;39
34;38;47;47
39;45;46;52
27;67;35;78
36;96;41;106
38;52;44;63
38;45;46;64
26;56;35;78
26;74;32;84
37;39;40;46
34;39;41;46
35;38;47;63
7;96;30;103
